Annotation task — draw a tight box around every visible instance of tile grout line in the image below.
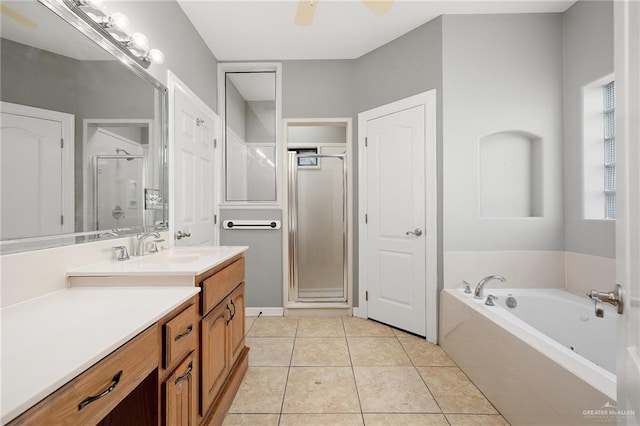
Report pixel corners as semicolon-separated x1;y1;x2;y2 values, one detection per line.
277;317;299;425
342;317;366;425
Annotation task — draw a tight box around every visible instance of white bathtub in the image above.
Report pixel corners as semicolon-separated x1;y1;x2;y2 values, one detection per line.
440;288;617;425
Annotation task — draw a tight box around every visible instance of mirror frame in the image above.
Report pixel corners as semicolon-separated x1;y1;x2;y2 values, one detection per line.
1;0;169;252
217;62;283;208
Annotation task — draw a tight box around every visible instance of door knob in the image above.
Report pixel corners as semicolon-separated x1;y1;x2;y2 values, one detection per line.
175;230;191;240
405;228;423;237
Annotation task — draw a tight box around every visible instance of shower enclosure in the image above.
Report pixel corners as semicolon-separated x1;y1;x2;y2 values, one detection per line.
288;149;347;302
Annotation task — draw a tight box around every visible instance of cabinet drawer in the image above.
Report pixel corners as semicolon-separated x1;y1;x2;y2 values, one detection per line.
11;325;158;425
164;304;197;369
163;351;197;426
202;258;244;315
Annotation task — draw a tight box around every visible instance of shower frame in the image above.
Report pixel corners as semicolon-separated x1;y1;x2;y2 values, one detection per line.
282;118;354;312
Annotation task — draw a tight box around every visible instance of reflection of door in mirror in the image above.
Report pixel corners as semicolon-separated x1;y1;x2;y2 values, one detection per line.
225;72;277;202
0;102;74;239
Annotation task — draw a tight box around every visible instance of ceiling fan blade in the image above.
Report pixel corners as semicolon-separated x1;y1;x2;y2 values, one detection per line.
361;0;394;17
0;5;37;28
294;0;316;26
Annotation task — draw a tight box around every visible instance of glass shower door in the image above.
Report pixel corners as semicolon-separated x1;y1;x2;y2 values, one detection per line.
288;150;347;302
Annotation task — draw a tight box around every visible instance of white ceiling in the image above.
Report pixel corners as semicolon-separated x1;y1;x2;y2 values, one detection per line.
177;0;575;61
228;72;276;100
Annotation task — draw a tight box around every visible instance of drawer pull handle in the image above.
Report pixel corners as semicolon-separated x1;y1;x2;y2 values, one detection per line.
174;324;194;341
226;304;232;325
78;370;122;411
230;299;236;320
175;361;193;385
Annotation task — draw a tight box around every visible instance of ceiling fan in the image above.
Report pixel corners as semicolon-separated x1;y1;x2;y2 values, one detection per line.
295;0;394;26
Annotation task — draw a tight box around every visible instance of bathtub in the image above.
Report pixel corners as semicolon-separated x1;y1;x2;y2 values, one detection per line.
440;288;617;425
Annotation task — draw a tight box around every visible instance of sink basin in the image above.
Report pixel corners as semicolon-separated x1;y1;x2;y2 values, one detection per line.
134;253;201;264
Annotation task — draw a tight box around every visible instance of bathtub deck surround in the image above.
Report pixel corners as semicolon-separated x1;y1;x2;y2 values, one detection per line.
440;288;616;426
223;316;510;425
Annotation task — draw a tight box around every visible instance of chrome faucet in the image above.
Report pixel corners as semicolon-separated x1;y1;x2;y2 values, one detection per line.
474;275;507;299
133;231;161;256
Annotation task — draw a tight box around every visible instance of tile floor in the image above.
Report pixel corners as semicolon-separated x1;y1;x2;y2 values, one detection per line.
223;316;510;426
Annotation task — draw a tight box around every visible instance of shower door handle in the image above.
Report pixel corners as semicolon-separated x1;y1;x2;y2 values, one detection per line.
405;228;423;237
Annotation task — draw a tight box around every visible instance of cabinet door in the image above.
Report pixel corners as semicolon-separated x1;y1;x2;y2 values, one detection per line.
164;352;196;426
200;301;230;415
228;283;246;367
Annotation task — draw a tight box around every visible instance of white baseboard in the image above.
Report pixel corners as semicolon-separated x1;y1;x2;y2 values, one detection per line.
245;307;284;317
352;307;366;318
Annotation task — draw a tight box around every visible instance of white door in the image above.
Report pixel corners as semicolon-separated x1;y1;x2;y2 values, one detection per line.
615;1;640;422
169;73;218;246
359;91;438;340
1;107;73;239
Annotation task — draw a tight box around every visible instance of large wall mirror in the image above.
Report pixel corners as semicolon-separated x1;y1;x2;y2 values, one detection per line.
223;68;280;203
0;0;168;253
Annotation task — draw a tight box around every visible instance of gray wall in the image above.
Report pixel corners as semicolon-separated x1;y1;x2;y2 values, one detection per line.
220;209;283;308
109;1;218;111
563;1;615;258
442;13;565;251
225;79;246;139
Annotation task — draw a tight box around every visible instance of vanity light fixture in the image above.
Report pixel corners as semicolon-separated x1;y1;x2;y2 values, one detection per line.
68;0;164;69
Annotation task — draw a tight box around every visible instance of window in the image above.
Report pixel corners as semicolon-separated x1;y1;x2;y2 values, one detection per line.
583;75;616;220
603;81;616;219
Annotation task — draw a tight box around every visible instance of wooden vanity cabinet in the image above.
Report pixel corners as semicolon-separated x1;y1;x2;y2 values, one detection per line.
196;256;249;426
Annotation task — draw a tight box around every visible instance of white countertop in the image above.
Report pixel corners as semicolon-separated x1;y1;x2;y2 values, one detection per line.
66;246;248;277
0;286;200;425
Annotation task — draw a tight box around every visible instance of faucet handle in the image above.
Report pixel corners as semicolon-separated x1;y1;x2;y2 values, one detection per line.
112;246;130;261
463;281;472;294
149;239;165;254
485;294;498;306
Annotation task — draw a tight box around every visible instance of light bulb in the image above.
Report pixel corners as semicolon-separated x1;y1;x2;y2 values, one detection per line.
110;12;130;33
147;49;165;64
130;32;149;51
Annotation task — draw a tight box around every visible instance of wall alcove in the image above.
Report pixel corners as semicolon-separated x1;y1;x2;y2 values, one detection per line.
479;130;543;218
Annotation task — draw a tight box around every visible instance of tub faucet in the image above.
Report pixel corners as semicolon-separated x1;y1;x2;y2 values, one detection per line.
474;275;507;299
134;231;161;256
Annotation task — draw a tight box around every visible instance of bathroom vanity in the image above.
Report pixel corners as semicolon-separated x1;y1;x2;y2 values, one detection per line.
2;247;249;426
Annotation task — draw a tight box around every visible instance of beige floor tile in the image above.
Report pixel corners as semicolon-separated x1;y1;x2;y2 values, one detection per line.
343;317;395;337
282;367;360;413
248;317;299;337
291;338;351;366
363;414;449;425
280;413;364;425
354;366;440;413
418;367;498;414
245;316;257;334
222;413;280;425
229;367;288;414
446;414;510;425
398;338;456;366
246;337;294;366
297;317;346;337
348;337;412;366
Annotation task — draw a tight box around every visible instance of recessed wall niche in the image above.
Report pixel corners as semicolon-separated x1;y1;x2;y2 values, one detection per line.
479;131;543;218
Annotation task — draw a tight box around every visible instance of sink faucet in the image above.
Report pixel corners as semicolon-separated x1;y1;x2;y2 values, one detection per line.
474;275;507;299
134;231;161;256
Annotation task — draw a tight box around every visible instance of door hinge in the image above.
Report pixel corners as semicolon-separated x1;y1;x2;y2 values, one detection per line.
365;291;369;301
365;214;368;224
214;214;218;225
60;215;64;225
214;139;217;148
365;137;368;147
60;138;64;149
